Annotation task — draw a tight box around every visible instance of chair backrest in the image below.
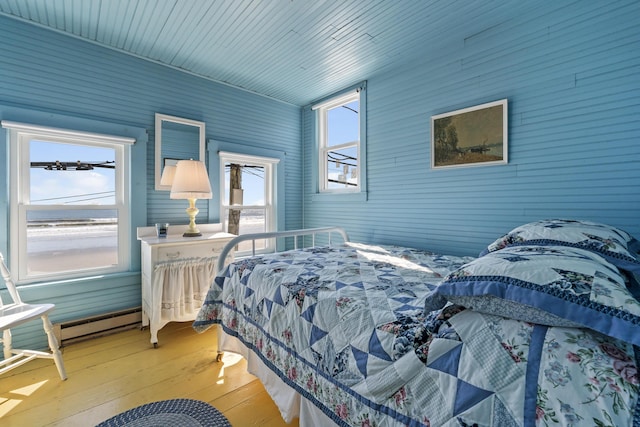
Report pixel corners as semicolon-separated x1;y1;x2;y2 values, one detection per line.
0;253;23;307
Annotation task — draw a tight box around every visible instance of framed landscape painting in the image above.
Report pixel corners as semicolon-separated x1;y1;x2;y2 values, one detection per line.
431;99;508;169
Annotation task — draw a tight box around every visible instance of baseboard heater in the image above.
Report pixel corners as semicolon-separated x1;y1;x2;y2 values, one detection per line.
54;307;142;346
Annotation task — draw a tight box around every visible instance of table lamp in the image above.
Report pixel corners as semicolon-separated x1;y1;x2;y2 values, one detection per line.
170;159;212;237
159;164;177;187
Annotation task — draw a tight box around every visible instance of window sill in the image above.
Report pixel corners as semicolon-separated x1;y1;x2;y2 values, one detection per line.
311;192;367;203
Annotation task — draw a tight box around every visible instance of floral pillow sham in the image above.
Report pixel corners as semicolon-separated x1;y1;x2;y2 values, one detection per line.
425;245;640;346
480;219;640;273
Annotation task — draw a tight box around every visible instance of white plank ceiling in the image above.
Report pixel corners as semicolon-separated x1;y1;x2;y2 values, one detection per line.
0;0;538;105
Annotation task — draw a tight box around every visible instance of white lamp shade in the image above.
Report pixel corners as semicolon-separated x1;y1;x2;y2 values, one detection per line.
159;164;177;186
170;159;212;199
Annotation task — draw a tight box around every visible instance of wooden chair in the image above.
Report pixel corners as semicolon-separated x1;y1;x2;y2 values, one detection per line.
0;253;67;380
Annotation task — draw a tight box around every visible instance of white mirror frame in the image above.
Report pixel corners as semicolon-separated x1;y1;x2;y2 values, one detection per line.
155;113;206;191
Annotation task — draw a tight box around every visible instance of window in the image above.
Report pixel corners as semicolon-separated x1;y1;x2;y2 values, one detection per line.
313;83;366;194
3;121;134;283
219;152;279;255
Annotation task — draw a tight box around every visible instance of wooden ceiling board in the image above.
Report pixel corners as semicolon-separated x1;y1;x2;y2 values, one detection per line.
0;0;544;105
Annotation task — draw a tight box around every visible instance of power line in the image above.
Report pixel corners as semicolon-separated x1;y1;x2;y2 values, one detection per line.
63;195;115;204
224;164;265;179
32;191;115;203
30;160;115;170
342;105;358;114
327;152;357;168
328;178;357;187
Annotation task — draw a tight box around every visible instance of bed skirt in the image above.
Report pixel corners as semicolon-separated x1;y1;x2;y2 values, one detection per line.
218;327;335;426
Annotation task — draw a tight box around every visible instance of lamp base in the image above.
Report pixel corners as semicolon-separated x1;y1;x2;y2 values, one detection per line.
183;231;202;237
182;198;202;237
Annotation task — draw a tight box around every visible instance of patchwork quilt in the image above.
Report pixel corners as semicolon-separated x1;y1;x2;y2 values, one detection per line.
193;242;640;426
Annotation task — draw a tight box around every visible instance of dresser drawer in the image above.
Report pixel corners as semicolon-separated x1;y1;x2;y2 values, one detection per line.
154;240;230;262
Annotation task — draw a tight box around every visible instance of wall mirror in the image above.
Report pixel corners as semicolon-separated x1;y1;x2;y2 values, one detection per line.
155;113;206;191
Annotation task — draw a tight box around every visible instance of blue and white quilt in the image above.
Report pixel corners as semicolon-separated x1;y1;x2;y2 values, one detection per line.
193;242;640;426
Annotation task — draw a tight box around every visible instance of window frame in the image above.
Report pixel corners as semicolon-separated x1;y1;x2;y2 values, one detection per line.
312;83;367;198
218;151;279;256
3;121;134;284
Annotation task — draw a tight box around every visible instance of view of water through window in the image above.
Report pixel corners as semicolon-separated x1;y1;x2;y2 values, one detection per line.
26;140;119;276
26;209;118;275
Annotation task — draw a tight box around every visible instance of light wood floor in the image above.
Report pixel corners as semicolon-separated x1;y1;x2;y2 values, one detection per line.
0;322;300;427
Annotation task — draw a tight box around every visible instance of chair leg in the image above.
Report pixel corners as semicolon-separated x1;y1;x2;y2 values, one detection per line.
3;329;12;360
41;315;67;380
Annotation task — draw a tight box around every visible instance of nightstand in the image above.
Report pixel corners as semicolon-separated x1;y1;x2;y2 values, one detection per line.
137;224;235;347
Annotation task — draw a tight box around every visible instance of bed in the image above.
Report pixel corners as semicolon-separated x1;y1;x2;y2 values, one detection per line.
193;220;640;426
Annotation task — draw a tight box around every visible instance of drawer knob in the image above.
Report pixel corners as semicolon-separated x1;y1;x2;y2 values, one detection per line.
166;251;181;259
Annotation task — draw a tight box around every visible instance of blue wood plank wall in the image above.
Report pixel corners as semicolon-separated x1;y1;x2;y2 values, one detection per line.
302;1;640;257
0;15;301;350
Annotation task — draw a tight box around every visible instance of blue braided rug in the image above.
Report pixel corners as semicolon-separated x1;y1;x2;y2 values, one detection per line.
96;398;232;427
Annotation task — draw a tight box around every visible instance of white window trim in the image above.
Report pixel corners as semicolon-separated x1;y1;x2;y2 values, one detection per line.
311;82;367;198
2;120;134;283
312;90;360;111
218;151;279;255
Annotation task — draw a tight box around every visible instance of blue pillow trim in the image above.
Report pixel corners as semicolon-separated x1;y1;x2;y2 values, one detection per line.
436;275;640;347
524;325;548;427
480;239;640;273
